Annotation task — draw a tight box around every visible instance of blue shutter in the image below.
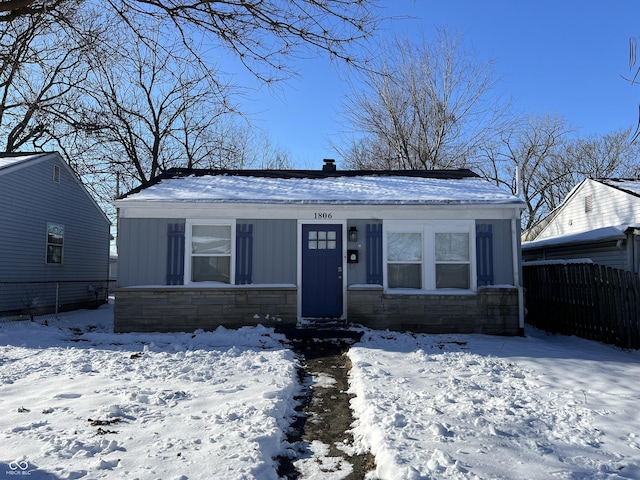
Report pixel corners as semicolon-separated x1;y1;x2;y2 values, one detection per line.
476;224;494;286
366;224;383;285
167;223;185;285
235;223;253;284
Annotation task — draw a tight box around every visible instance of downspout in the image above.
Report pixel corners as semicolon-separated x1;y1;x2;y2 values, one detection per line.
629;227;640;275
636;232;640;275
512;217;525;336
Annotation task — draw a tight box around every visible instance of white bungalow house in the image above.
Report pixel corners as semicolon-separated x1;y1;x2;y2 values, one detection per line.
113;161;525;335
522;178;640;274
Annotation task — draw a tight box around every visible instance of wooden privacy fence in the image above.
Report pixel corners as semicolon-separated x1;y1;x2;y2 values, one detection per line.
523;262;640;349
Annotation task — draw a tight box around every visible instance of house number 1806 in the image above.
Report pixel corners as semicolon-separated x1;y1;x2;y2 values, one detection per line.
314;212;333;219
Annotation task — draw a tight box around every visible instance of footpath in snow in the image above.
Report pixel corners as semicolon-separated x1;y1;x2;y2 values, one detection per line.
2;302;640;479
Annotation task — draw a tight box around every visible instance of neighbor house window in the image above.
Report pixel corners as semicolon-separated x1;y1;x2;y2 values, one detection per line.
385;222;475;291
435;232;470;289
46;223;64;264
189;224;232;283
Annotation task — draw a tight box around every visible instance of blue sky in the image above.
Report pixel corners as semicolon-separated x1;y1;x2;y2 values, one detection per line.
226;0;640;169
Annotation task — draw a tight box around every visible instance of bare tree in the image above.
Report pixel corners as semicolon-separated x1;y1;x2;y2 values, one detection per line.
0;0;375;197
0;9;294;209
0;2;102;151
564;128;640;182
336;29;511;170
0;0;66;22
482;117;640;232
68;31;294;198
1;0;380;82
72;28;241;187
480;114;574;230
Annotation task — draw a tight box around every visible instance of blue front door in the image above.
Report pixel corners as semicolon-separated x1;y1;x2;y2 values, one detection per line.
302;224;343;318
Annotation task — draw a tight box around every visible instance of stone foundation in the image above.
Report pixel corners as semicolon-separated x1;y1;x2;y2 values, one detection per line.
114;285;297;333
347;285;521;335
114;285;521;335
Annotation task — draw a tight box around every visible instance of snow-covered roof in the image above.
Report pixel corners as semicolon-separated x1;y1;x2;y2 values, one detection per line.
522;224;634;250
598;178;640;197
119;169;523;206
0;153;47;173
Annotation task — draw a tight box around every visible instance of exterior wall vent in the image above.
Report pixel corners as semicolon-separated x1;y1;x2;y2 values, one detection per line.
584;194;593;213
53;165;60;183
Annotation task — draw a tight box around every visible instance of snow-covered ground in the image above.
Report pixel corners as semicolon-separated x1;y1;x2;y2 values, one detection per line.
0;303;298;480
2;302;640;479
348;330;640;480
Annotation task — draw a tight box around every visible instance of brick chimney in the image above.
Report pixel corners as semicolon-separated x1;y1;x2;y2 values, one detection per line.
322;158;336;172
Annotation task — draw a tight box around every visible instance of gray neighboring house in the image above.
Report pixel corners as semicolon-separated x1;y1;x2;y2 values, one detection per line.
522;178;640;274
0;152;111;316
114;162;525;335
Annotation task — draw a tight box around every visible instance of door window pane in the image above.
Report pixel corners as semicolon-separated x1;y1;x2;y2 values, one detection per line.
327;231;336;249
309;229;338;249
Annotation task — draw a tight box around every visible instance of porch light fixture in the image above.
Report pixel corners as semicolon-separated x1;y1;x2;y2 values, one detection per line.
348;226;358;242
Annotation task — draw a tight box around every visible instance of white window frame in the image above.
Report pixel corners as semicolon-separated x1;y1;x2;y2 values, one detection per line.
184;220;236;285
45;222;64;265
383;220;477;292
386;228;424;289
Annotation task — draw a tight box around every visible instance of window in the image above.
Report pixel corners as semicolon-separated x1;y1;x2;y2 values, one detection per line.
308;230;337;250
46;223;64;264
387;232;422;288
435;232;470;289
189;224;232;283
385;222;475;291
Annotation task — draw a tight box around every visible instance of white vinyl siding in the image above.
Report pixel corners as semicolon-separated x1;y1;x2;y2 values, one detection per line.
537;180;640;240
